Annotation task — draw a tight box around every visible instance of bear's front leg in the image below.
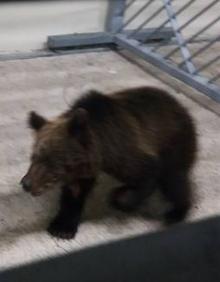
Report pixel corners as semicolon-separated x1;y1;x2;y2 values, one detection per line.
48;180;94;239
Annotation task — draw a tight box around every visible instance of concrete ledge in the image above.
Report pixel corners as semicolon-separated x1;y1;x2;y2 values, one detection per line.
1;216;220;282
47;28;174;50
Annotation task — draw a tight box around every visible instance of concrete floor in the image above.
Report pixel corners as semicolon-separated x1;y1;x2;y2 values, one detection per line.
0;49;220;270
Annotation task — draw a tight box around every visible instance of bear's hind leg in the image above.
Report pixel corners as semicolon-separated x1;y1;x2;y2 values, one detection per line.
159;171;192;224
110;155;159;212
110;183;155;212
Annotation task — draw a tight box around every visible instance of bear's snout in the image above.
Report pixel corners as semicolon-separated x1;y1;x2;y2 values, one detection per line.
20;174;32;192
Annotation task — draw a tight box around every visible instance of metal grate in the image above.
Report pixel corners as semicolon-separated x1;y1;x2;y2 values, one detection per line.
48;0;220;102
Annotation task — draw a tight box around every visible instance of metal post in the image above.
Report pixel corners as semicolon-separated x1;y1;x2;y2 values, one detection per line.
162;0;196;74
105;0;127;33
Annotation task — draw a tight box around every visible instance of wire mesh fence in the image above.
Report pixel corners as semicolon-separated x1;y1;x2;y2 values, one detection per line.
113;0;220;102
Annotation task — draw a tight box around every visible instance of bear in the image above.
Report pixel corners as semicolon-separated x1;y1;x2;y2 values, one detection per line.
21;86;197;239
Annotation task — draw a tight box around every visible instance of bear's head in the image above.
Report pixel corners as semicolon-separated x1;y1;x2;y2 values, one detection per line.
21;108;98;196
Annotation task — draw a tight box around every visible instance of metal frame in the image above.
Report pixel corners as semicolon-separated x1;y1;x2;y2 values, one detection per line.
47;0;220;103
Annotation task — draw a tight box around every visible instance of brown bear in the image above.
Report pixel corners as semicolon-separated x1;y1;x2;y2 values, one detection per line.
21;86;197;239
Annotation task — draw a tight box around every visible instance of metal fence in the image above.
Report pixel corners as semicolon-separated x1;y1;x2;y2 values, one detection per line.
48;0;220;103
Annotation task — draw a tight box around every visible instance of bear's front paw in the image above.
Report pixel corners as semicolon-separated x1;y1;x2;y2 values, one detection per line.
47;217;78;240
164;207;188;225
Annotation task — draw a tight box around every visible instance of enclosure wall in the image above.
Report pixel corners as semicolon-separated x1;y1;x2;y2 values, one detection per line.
0;1;108;52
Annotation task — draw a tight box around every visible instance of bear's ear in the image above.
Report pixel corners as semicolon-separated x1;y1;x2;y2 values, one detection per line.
67;108;90;147
28;111;47;131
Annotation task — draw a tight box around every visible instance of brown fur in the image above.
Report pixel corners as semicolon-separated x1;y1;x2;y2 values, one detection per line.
21;86;197;239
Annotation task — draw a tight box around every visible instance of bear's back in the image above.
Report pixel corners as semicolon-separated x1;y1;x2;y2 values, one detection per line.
70;87;196;180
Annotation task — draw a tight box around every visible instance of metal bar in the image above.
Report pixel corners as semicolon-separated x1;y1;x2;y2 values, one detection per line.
126;27;174;42
105;0;126;33
125;0;136;10
162;0;196;74
146;0;196;50
165;15;220;59
209;73;220;84
114;34;220;102
193;54;220;75
177;0;219;34
47;29;174;50
128;2;169;38
189;36;220;43
179;34;220;68
119;0;154;32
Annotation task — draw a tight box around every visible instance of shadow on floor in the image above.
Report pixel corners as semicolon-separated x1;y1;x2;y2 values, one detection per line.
0;173;166;246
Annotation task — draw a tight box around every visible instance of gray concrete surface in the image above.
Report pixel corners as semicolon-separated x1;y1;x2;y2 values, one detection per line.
0;50;219;269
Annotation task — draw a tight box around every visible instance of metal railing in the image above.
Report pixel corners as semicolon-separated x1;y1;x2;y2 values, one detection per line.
48;0;220;102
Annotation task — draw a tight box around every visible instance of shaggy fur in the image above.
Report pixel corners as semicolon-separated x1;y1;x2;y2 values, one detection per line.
21;87;197;239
